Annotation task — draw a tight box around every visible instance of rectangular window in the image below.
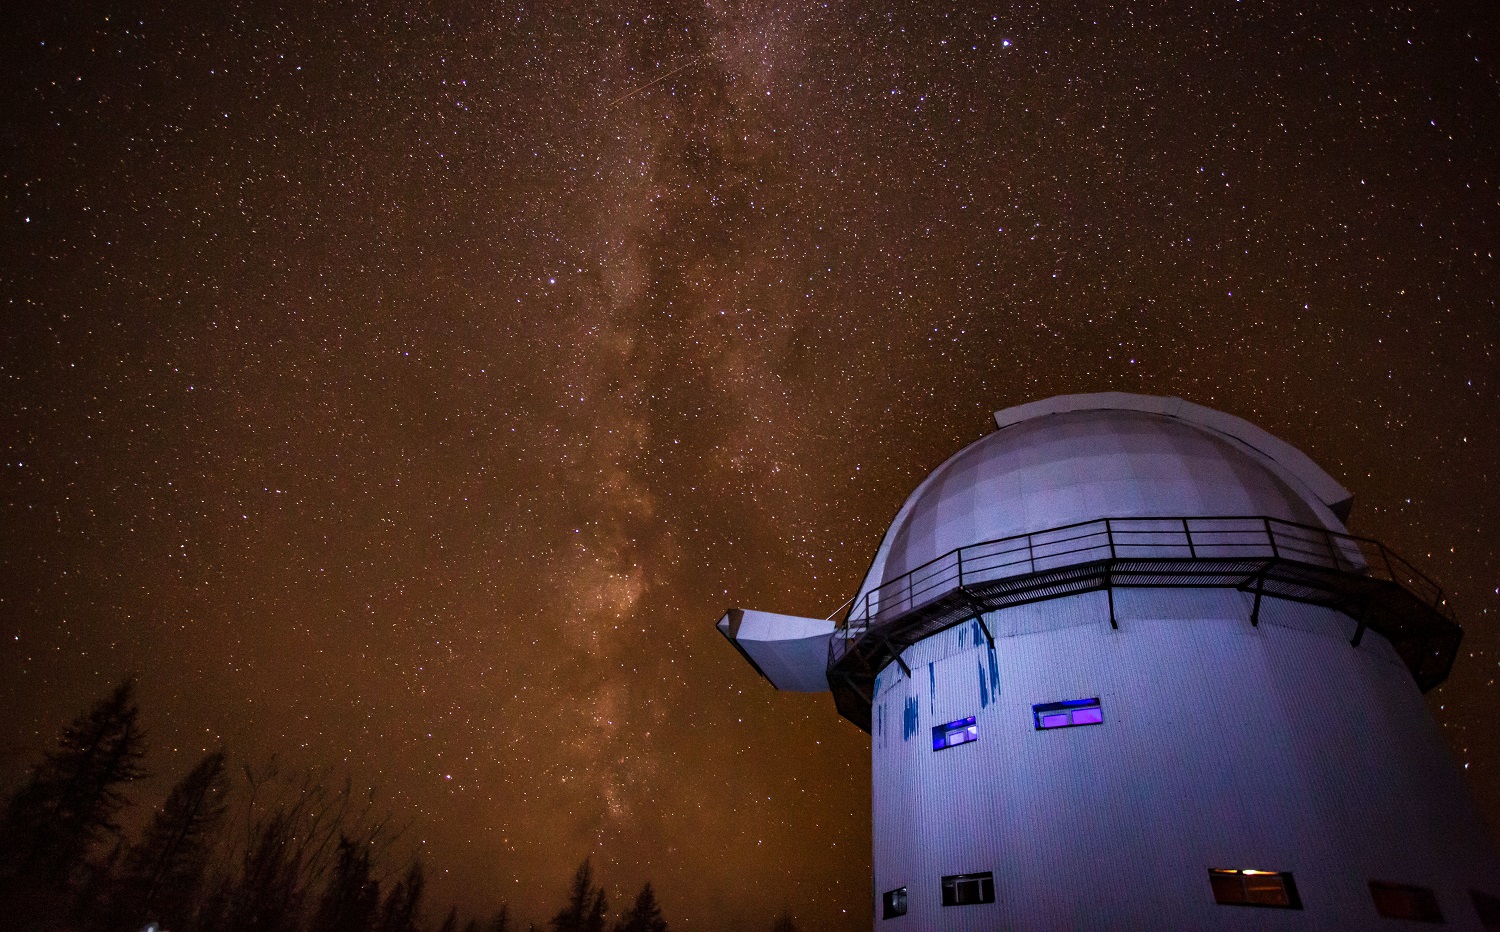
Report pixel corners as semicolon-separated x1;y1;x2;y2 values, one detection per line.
1370;881;1443;922
882;886;908;919
1209;869;1302;909
1473;889;1500;929
932;716;977;751
941;872;995;907
1033;697;1102;730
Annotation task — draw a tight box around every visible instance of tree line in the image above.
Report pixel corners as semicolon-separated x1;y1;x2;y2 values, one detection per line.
0;679;702;932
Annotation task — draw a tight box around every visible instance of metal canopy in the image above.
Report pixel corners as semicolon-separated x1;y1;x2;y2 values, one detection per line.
826;515;1462;733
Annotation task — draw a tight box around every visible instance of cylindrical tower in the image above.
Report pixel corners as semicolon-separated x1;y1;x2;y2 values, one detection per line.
716;393;1500;929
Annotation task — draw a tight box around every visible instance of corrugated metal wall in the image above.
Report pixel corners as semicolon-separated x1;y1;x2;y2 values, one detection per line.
869;588;1500;929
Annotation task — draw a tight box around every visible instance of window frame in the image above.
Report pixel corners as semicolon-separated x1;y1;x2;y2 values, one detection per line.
940;871;995;907
881;886;908;919
1032;697;1103;730
1369;880;1444;923
931;716;978;751
1208;868;1302;910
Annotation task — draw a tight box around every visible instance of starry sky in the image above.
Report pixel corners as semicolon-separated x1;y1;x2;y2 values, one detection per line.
2;1;1498;928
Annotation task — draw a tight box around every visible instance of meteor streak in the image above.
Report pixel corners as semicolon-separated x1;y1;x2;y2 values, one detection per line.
608;54;708;108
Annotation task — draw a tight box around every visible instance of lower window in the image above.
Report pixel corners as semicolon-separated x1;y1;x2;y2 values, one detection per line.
1370;881;1443;923
881;886;907;919
1209;869;1302;909
1473;889;1500;929
941;871;995;907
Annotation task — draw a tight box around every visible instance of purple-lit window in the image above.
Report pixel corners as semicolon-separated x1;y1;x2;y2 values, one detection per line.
1032;698;1102;730
932;717;978;751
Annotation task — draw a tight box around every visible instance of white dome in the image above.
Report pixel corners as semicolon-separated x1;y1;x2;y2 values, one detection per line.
856;396;1350;605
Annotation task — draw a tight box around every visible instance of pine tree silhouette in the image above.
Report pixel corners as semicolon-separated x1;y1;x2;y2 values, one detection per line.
310;835;382;932
0;677;147;914
584;887;609;932
487;903;512;932
375;860;426;932
613;882;667;932
222;806;308;932
551;859;607;932
110;748;229;931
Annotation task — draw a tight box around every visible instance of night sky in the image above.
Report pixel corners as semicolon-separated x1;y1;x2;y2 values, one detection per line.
3;1;1498;928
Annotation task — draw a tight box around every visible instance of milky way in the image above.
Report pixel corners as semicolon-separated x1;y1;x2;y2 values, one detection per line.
3;2;1498;928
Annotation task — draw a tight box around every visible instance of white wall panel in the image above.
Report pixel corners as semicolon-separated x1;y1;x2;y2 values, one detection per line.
870;591;1500;929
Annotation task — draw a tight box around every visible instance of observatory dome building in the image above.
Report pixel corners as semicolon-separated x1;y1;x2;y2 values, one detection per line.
716;393;1500;929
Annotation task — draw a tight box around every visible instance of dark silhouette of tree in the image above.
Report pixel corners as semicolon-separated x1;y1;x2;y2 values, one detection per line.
0;683;525;932
0;678;147;892
0;678;147;932
613;882;667;932
585;889;609;932
770;910;798;932
108;749;229;931
209;761;395;932
311;835;382;932
376;860;426;932
551;859;607;932
486;904;511;932
220;806;308;932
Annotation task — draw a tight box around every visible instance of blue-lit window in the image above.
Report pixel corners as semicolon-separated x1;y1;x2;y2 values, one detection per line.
932;717;977;751
1033;698;1102;730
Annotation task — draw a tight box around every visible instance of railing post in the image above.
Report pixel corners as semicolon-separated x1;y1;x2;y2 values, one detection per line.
1182;518;1196;558
1350;601;1369;647
1028;533;1036;574
1106;519;1116;560
1264;517;1279;559
957;548;964;588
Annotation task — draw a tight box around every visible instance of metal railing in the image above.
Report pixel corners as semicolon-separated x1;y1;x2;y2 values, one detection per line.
830;516;1448;668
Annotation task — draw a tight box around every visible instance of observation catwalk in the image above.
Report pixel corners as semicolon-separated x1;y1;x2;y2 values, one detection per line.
716;393;1500;930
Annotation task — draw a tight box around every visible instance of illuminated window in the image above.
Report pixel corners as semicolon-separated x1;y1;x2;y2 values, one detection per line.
882;886;907;919
1032;697;1102;730
932;716;977;751
941;872;994;907
1370;881;1443;922
1209;869;1302;909
1472;889;1500;929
